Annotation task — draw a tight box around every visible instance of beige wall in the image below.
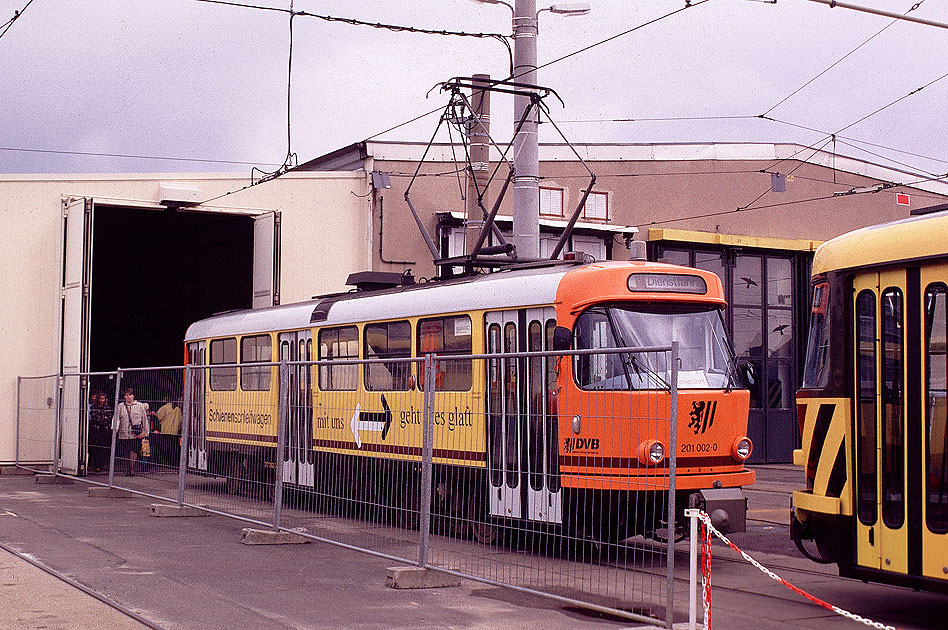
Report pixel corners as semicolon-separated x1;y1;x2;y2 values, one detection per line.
0;170;368;464
369;150;948;278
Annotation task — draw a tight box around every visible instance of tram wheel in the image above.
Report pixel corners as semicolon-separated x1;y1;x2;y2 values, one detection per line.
470;519;499;545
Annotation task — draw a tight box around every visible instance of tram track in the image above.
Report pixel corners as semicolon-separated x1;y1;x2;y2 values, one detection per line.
0;538;164;630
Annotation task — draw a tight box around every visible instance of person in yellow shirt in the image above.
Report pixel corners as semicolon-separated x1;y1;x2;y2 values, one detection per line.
155;396;183;468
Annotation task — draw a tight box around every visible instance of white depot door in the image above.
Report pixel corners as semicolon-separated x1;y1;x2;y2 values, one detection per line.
60;197;93;475
253;211;281;309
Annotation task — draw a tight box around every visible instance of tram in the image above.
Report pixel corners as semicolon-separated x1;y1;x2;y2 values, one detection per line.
184;259;755;541
792;209;948;591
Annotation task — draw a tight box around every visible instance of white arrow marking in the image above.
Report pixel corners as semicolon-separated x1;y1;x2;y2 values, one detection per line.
350;404;387;449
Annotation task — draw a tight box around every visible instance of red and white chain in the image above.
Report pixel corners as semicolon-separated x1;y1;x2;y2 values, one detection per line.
694;511;901;630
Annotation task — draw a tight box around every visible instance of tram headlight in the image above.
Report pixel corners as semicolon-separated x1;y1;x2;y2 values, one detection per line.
732;437;753;461
637;440;665;465
572;415;581;434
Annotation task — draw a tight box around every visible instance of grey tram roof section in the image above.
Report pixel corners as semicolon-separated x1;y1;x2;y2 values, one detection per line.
184;258;722;342
185;260;575;341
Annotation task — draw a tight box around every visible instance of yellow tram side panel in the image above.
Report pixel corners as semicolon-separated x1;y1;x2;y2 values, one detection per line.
311;316;488;469
204;334;280;449
791;397;853;519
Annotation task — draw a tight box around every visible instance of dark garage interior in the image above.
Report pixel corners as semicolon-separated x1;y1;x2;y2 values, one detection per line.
88;205;255;372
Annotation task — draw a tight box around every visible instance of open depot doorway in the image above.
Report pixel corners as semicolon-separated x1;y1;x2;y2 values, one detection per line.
59;196;280;475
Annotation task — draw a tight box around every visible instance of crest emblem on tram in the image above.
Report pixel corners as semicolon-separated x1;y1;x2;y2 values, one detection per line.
688;400;717;435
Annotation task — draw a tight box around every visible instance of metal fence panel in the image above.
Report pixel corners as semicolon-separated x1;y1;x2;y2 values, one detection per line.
18;345;680;626
15;374;59;470
421;350;676;626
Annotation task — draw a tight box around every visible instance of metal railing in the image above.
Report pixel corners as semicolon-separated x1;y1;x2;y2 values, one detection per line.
16;344;681;627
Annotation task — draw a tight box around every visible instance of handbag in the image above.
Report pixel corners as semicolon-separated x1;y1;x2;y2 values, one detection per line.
140;437;151;458
127;402;143;436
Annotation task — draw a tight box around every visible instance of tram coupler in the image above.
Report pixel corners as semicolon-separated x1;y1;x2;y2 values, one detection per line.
689;487;747;534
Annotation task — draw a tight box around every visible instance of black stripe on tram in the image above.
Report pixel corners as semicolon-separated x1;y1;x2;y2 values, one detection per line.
906;267;923;577
809;403;837;486
518;309;529;514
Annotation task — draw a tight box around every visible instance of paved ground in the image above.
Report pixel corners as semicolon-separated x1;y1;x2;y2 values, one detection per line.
1;465;946;629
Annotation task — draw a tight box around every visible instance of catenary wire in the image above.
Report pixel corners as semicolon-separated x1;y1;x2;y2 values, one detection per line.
191;0;506;39
0;145;281;167
761;1;927;117
0;0;35;40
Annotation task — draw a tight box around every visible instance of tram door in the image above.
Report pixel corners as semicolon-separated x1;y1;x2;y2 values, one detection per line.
486;309;562;523
280;331;314;487
852;270;911;575
187;341;208;471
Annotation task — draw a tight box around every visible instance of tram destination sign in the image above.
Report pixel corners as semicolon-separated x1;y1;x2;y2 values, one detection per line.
627;273;707;294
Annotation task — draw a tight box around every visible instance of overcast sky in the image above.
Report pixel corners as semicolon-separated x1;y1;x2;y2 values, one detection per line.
2;0;947;179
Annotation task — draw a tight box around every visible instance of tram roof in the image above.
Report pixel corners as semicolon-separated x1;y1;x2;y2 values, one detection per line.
184;262;573;341
812;210;948;276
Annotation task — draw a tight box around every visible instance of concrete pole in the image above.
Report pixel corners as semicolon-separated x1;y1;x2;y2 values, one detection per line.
465;74;492;258
512;0;540;260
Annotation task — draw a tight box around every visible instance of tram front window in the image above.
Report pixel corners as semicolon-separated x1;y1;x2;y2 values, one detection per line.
574;304;738;390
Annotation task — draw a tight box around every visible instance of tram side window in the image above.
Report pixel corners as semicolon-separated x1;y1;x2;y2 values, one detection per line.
925;284;948;534
240;335;272;391
855;291;877;526
210;338;238;391
573;309;629;391
318;326;358;391
365;321;412;391
487;324;504;488
417;315;473;391
881;288;905;529
545;320;560;492
803;282;832;388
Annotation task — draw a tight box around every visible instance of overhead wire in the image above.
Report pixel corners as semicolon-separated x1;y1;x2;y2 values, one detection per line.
191;0;506;39
0;0;35;40
0;145;281;167
761;1;927;117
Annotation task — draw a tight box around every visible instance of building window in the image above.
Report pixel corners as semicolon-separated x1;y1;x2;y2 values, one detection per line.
539;187;564;217
582;191;608;221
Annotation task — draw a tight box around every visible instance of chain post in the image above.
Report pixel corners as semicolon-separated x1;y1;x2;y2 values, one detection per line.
418;355;436;568
273;359;289;532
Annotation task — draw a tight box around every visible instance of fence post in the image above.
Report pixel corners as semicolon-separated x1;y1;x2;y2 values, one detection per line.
665;341;679;629
178;364;193;507
273;360;289;532
108;369;123;488
15;377;22;468
53;374;62;476
418;355;436;568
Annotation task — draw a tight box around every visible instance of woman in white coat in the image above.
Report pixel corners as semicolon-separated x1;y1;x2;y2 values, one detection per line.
114;387;149;476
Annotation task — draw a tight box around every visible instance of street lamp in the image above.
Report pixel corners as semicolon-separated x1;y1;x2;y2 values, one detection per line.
472;0;590;260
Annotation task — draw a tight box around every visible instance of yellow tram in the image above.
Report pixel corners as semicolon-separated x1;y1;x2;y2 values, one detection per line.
184;259;755;541
792;209;948;591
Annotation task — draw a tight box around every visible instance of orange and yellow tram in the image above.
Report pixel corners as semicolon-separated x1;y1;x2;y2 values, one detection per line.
184;259;755;541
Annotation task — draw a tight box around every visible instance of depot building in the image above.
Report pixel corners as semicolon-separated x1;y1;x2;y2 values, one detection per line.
3;140;945;468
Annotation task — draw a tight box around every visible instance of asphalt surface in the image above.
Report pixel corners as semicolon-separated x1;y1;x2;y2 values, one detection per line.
1;465;946;629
